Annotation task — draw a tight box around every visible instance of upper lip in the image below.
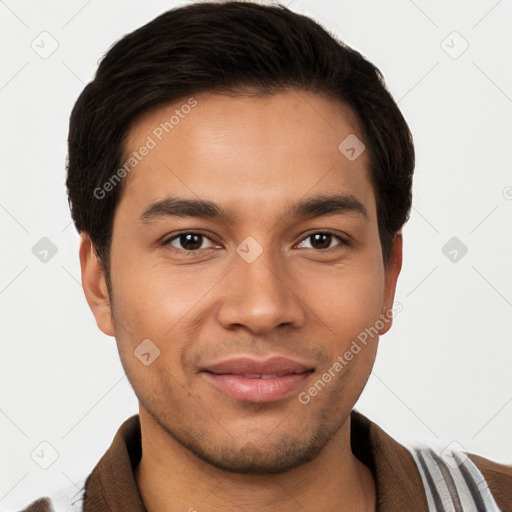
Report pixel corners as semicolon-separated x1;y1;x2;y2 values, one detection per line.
200;356;315;376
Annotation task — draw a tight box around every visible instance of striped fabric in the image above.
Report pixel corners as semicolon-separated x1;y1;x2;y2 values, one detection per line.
408;445;502;511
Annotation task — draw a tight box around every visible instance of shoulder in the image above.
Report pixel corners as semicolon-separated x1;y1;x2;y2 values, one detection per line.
17;498;53;512
16;479;86;512
408;444;511;512
469;451;512;511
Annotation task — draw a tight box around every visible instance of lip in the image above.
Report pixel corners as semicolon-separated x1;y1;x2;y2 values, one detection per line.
200;356;315;403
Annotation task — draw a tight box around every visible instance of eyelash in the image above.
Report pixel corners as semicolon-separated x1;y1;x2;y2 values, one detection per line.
162;230;349;256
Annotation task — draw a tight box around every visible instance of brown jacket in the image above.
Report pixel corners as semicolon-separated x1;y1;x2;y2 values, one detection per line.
20;409;512;511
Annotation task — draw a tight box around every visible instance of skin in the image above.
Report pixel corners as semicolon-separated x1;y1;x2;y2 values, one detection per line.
80;89;402;511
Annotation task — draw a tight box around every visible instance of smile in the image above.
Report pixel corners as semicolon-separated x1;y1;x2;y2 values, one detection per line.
200;356;315;403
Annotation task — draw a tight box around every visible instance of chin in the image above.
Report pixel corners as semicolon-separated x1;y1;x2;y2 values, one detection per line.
181;425;334;475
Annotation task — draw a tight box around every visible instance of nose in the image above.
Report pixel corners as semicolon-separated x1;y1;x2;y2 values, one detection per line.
215;244;306;335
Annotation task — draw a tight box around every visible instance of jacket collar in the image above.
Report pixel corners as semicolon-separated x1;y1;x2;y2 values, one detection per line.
83;409;428;511
350;409;428;511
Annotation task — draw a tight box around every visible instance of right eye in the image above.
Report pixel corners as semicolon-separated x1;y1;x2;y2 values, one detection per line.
163;232;219;254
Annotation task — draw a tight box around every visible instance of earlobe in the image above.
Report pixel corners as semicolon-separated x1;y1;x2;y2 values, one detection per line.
379;233;403;336
79;234;115;336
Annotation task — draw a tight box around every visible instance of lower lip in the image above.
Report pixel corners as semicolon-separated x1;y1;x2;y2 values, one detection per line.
202;372;312;403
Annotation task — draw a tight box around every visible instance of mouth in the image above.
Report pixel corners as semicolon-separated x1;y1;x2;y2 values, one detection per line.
200;356;315;403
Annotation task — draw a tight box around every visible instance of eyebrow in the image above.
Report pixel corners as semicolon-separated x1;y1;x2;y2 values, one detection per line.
139;193;368;224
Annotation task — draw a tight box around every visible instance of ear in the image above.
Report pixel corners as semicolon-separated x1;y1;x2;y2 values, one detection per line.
79;234;115;336
379;233;403;336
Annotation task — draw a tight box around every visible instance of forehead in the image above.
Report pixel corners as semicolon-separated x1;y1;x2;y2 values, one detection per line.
119;89;376;221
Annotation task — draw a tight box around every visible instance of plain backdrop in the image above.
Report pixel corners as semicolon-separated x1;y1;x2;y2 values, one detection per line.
1;0;511;509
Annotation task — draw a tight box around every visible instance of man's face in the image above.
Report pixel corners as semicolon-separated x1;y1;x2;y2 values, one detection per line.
86;89;401;473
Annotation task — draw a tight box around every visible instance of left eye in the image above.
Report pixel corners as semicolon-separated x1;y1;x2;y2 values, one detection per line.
296;232;344;250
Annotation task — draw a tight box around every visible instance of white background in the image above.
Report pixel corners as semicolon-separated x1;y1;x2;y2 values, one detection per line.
1;0;511;509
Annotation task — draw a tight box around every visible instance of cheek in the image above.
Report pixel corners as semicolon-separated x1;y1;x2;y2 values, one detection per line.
299;259;385;336
110;251;211;333
108;251;226;382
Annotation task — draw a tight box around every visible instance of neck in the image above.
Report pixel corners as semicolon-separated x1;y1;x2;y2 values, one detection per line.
135;409;376;512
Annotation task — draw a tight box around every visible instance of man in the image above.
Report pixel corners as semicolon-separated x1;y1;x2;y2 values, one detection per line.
21;2;511;511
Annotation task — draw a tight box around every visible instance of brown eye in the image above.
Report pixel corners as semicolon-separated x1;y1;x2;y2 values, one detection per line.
297;232;344;250
310;233;333;249
166;232;214;252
